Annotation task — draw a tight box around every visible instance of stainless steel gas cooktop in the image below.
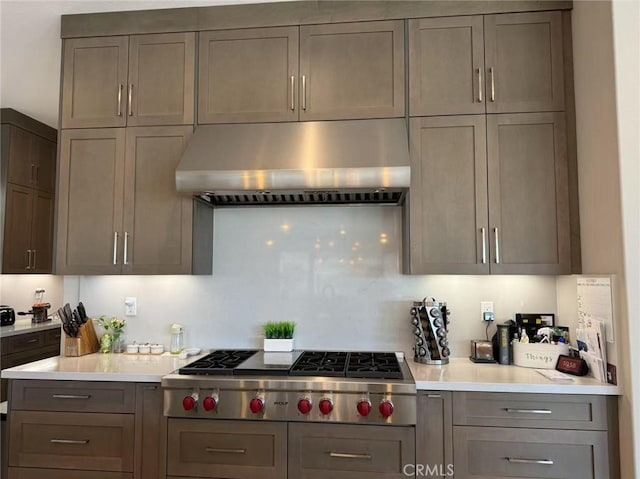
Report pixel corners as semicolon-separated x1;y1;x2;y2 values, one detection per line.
162;349;416;425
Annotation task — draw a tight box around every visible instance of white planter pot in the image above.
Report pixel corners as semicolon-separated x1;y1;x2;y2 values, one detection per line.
263;338;293;352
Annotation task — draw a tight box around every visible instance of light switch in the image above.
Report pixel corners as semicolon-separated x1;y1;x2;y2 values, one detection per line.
125;297;137;316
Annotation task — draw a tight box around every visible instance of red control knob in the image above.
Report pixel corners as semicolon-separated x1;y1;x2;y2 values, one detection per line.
298;398;312;414
319;399;333;415
202;396;217;411
249;397;265;414
379;400;394;418
182;395;197;411
357;400;372;417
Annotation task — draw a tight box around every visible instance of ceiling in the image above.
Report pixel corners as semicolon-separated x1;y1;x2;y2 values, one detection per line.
0;0;290;128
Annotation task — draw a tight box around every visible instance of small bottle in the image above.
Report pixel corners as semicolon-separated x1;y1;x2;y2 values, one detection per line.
170;324;184;354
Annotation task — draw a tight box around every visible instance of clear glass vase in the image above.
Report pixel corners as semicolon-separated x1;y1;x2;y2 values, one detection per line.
100;333;112;353
111;331;124;353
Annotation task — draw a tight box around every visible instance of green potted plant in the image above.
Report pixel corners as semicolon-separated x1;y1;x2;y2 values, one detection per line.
263;321;296;352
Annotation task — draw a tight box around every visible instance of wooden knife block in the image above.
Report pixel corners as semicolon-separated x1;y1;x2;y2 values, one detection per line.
64;319;100;356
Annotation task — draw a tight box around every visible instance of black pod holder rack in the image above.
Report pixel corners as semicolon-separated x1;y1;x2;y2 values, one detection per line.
411;298;451;365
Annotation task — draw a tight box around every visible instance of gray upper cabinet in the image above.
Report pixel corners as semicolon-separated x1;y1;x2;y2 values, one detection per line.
199;21;404;123
57;129;125;275
199;27;299;124
410;116;489;275
487;112;570;274
484;11;565;113
411;113;570;275
409;11;564;116
409;16;485;116
57;127;195;275
62;33;195;129
300;20;405;121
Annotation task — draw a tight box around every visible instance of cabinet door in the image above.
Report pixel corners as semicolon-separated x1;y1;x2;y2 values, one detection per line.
300;21;404;121
2;184;33;273
134;384;163;479
409;116;489;274
32;136;57;193
487;113;570;274
127;33;195;126
416;392;454;478
122;126;193;274
484;12;564;113
61;37;129;128
6;126;35;188
199;27;299;124
30;190;54;273
409;16;485;116
57;129;125;274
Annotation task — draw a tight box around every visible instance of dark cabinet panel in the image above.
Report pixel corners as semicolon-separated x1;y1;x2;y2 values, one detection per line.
134;384;163;479
2;184;33;273
6;126;34;188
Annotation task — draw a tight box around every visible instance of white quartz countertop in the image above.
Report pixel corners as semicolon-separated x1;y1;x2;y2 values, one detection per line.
408;357;621;395
0;352;204;382
0;319;61;338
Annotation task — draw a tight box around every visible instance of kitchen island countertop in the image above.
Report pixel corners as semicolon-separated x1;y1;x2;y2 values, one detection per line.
0;351;204;382
408;357;621;395
0;318;61;338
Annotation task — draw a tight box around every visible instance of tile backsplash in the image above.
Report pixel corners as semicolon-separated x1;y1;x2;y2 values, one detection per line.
63;206;559;355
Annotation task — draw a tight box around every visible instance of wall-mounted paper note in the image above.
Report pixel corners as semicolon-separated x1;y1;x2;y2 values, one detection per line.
577;277;615;343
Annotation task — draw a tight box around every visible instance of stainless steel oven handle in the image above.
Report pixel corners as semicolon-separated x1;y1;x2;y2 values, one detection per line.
328;452;372;460
205;447;246;454
507;457;554;465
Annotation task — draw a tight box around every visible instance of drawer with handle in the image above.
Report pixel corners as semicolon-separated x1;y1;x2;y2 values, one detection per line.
453;426;610;479
8;411;134;472
452;392;608;430
167;419;286;479
3;332;45;354
8;468;133;479
11;380;135;413
289;423;415;479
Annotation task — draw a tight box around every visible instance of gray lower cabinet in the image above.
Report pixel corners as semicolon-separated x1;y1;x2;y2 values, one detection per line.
288;422;415;479
62;33;195;129
167;419;287;479
416;392;453;478
410;112;570;275
451;392;619;479
56;126;197;275
409;11;565;116
198;21;404;123
6;380;162;479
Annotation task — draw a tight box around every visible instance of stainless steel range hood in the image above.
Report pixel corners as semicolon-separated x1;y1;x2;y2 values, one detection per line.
175;118;410;206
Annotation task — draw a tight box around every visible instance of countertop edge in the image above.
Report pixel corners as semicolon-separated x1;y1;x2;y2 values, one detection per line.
414;380;621;395
1;370;162;382
0;320;62;338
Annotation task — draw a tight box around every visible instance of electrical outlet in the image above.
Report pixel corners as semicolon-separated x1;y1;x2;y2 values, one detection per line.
481;301;494;321
125;297;137;316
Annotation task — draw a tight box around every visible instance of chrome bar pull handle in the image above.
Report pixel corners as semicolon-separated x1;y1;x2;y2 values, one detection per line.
117;84;123;116
52;394;91;399
481;227;487;264
26;250;32;270
31;164;36;183
124;232;129;265
113;232;119;265
505;408;552;414
328;452;372;460
301;75;307;111
494;227;500;264
477;68;483;102
507;457;554;465
127;84;133;116
32;249;37;270
50;439;90;445
490;67;495;102
205;447;246;454
290;75;295;111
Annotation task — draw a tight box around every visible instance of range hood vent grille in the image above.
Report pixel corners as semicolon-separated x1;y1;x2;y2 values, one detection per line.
201;189;406;207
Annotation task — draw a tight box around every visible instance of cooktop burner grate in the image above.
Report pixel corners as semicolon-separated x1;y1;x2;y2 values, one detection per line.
346;352;403;379
179;350;257;375
289;351;349;377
